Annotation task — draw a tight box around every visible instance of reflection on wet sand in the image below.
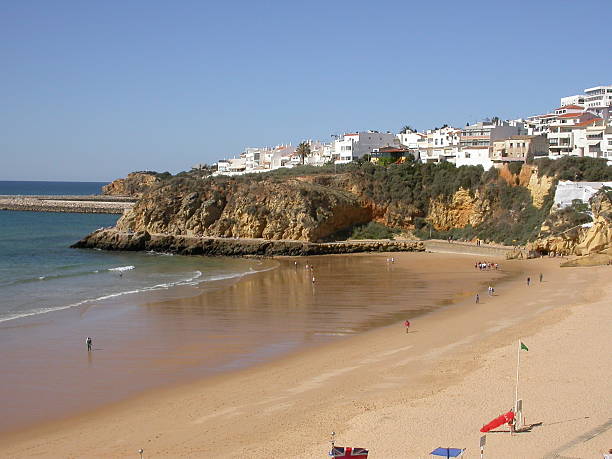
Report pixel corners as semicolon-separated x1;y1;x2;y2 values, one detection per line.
0;252;506;434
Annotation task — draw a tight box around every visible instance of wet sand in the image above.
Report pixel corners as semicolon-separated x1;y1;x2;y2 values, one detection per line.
0;252;506;436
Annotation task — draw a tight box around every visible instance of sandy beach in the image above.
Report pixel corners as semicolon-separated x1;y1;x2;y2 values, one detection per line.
1;253;610;458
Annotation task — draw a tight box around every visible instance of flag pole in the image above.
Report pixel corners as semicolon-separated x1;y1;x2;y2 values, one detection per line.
514;339;520;412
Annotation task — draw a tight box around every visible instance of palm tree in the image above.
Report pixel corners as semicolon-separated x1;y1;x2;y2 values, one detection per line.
296;141;311;165
400;125;416;134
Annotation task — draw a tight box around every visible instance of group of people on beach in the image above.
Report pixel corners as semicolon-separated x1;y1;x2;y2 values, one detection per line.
475;261;499;271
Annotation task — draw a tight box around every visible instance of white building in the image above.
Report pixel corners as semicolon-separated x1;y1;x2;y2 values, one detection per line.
460;120;524;148
584;118;612;161
547;112;599;158
525;113;557;136
584;85;612;119
454;146;494;170
417;127;461;163
553;180;612;209
332;131;397;163
397;131;421;149
560;94;585;107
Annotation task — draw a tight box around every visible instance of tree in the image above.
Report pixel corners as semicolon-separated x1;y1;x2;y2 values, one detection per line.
296;141;311;165
400;125;416;134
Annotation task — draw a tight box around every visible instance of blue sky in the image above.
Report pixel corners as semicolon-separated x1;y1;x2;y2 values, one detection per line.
1;0;610;181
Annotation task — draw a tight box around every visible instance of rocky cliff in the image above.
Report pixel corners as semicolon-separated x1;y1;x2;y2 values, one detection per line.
77;157;612;255
115;178;372;242
528;188;611;256
426;188;490;231
102;172;162;197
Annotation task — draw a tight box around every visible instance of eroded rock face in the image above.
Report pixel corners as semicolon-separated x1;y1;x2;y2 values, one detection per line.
522;166;555;209
499;164;554;209
426;188;490;231
102;172;161;197
116;179;372;242
528;189;611;256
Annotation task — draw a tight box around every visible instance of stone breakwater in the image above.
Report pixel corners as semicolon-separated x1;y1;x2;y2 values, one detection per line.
0;195;135;214
71;229;425;257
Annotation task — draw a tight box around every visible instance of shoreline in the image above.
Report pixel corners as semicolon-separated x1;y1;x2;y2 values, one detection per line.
0;252;508;440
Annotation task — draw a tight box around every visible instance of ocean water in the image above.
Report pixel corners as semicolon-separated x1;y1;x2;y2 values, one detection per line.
0;180;108;196
0;182;263;324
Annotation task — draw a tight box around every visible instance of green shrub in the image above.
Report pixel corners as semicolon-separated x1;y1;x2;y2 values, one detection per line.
351;222;399;240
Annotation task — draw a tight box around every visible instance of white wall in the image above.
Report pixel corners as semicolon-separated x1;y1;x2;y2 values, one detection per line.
455;147;493;170
553;180;612;209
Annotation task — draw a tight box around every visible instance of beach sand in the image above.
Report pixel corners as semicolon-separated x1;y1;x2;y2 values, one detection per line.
0;254;610;458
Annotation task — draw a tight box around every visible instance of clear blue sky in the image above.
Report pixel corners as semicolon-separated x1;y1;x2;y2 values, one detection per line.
1;0;610;181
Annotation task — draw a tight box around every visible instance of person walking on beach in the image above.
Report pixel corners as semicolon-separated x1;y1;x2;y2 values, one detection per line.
404;320;410;334
86;336;92;352
539;272;543;283
475;294;480;304
527;277;531;286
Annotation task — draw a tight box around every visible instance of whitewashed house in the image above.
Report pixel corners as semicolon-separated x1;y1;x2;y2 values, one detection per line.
332;131;397;163
417;127;461;164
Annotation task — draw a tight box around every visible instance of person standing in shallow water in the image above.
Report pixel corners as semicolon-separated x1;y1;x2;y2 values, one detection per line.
86;336;92;352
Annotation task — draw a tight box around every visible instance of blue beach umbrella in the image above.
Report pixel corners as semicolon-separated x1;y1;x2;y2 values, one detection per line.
430;447;465;458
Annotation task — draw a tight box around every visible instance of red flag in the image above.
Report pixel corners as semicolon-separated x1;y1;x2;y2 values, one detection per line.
480;411;514;433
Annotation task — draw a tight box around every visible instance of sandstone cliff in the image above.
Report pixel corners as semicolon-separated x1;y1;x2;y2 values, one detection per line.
528;188;611;256
426;188;490;231
102;172;162;197
78;157;612;256
498;164;554;209
116;179;372;242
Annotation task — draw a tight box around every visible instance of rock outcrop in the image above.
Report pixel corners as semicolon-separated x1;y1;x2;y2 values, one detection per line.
72;229;425;256
528;188;611;257
521;166;555;209
426;188;490;231
116;179;372;242
102;172;161;197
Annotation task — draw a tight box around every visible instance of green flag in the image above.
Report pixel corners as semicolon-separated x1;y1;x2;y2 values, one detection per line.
520;341;529;351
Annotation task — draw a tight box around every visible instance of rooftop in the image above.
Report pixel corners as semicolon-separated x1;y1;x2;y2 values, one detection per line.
555;104;584;111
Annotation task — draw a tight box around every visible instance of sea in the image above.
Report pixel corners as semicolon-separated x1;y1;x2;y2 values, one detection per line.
0;181;263;324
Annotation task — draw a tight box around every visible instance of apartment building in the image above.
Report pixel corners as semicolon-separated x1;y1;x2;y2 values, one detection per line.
415;127;461;164
548;113;600;158
491;135;549;163
397;131;421;149
332;131;397;163
584;119;612;160
584;85;612;116
525;114;557;136
460;120;523;148
560;94;585;107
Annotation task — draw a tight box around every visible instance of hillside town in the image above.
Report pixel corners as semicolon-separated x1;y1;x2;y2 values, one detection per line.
213;84;612;175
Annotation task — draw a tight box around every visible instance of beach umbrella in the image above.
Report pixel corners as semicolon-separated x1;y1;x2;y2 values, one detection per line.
430;447;465;458
480;410;514;433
